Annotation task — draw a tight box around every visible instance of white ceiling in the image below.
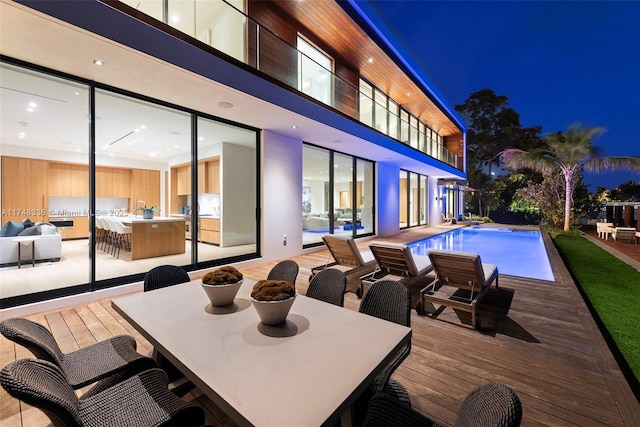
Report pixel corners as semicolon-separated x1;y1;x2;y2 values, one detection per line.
0;0;464;180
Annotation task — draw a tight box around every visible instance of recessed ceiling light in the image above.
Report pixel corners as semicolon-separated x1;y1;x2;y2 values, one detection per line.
93;59;105;66
291;125;297;129
217;101;234;108
368;58;374;63
18;132;26;139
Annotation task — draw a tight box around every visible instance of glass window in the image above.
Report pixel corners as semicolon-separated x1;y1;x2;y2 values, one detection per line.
388;99;399;140
303;144;374;245
168;0;196;38
333;153;353;237
420;175;428;225
0;60;260;308
374;88;387;134
195;0;246;62
0;63;90;301
120;0;163;21
409;172;419;226
356;159;374;236
196;118;257;263
399;170;408;228
95;89;191;282
400;110;409;143
359;79;373;127
302;145;330;245
297;36;332;105
409;115;419;149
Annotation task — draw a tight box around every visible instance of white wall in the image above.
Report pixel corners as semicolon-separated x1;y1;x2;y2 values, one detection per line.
262;130;302;260
376;162;400;237
428;177;441;225
221;143;256;246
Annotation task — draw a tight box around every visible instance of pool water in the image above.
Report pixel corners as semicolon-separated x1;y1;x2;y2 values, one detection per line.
409;226;554;281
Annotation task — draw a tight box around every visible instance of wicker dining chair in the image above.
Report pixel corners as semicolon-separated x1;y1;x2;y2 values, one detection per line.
267;259;299;284
0;317;156;396
1;358;206;427
306;267;346;306
358;280;412;405
143;264;190;292
363;382;522;427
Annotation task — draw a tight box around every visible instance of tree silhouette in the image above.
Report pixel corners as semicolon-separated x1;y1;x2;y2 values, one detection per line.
500;124;640;231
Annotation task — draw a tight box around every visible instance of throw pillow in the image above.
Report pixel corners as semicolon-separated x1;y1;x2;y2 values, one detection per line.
5;221;25;237
17;226;41;236
22;218;35;228
39;224;57;235
0;222;8;237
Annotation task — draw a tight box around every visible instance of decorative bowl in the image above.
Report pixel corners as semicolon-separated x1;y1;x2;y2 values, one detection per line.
201;279;243;307
250;291;298;325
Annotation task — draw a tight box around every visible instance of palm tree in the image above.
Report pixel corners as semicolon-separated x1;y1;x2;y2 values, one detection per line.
499;124;640;231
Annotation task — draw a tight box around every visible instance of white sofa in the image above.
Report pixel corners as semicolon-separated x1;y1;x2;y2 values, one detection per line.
0;232;62;265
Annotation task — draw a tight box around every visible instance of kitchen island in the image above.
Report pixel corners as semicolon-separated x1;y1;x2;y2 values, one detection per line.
120;217;185;260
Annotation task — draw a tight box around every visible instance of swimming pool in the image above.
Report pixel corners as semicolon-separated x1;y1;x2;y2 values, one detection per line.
409;226;554;281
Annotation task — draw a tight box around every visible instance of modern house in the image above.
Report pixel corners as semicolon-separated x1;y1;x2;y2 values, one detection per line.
0;0;467;311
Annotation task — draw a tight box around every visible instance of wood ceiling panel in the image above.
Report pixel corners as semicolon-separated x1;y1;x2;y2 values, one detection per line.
271;0;461;136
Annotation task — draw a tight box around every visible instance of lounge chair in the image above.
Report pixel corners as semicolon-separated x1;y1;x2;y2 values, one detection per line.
417;249;498;329
361;242;433;308
310;235;377;293
596;222;614;239
611;227;636;243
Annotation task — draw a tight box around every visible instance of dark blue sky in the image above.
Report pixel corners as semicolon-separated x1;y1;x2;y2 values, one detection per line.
362;0;640;190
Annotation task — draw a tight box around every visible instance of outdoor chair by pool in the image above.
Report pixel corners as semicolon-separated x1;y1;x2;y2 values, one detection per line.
310;235;377;293
361;242;433;307
306;267;346;306
267;259;299;283
1;358;206;427
0;317;156;396
363;382;522;427
417;249;498;329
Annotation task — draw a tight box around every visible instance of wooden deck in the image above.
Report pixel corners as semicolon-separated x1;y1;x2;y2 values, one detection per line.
1;226;639;426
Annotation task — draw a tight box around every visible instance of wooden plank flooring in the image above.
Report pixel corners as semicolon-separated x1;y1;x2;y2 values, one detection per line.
1;226;639;426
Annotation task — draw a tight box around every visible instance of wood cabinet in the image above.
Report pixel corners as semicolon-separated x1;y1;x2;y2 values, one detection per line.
48;163;88;197
132;169;160;215
176;165;191;196
1;156;47;224
48;163;71;197
200;218;220;245
206;158;220;193
55;215;89;239
172;157;219;197
96;167;131;197
71;165;89;197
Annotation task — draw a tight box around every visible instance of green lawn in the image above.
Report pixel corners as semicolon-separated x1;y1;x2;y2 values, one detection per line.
552;233;640;387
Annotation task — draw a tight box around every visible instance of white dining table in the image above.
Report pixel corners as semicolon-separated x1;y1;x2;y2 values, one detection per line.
112;279;412;427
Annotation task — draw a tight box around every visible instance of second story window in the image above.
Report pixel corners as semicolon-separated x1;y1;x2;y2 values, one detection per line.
297;36;333;105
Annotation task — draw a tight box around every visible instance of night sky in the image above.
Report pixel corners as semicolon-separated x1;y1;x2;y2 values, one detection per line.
361;0;640;190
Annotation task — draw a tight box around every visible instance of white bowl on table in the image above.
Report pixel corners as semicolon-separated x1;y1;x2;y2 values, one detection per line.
201;279;243;307
250;291;298;325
